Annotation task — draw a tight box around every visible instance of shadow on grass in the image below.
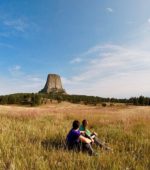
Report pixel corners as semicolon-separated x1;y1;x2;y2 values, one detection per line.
41;138;66;150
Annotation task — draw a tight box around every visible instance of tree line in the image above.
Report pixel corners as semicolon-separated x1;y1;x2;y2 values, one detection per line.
0;93;41;106
0;92;150;106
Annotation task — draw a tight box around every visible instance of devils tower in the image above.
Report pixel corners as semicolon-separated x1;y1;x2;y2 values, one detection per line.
39;74;66;93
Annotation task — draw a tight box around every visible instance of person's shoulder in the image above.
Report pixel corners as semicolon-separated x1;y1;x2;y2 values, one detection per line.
70;129;77;134
79;124;84;130
68;128;73;134
73;129;80;135
76;130;81;136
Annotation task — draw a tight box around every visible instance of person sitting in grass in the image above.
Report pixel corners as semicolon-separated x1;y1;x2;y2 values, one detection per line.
79;119;112;151
66;120;97;156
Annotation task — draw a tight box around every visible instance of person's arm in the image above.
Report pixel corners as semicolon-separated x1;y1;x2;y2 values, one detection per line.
79;135;92;144
93;132;98;136
85;133;94;142
80;131;85;135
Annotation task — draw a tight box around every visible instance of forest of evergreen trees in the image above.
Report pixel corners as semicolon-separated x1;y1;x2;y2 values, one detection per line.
0;92;150;106
0;93;41;106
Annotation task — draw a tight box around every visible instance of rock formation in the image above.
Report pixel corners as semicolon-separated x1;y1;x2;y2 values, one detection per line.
39;74;66;94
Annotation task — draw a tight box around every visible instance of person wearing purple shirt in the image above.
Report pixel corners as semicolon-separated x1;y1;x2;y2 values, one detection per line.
66;120;95;155
67;129;81;145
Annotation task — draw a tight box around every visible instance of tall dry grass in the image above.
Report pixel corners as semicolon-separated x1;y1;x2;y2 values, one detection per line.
0;103;150;170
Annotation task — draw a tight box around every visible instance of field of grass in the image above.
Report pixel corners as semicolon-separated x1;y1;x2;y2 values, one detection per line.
0;103;150;170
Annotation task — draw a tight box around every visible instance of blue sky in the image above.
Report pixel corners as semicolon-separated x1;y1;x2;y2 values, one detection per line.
0;0;150;98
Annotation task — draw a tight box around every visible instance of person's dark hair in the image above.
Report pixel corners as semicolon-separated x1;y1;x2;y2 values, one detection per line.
72;120;80;130
82;119;88;126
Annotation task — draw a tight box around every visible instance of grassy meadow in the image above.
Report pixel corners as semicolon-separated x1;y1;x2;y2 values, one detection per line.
0;103;150;170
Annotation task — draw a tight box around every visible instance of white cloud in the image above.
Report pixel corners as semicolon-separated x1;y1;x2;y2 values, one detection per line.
13;65;21;71
0;63;45;95
106;8;114;13
0;15;39;36
3;18;28;32
148;18;150;23
64;44;150;98
26;75;44;83
0;72;45;95
127;19;150;51
8;65;23;77
70;57;82;64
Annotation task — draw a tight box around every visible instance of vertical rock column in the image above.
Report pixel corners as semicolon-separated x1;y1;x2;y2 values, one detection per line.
40;74;66;93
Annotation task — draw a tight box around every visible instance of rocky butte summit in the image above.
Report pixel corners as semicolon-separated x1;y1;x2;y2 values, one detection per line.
39;74;66;94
